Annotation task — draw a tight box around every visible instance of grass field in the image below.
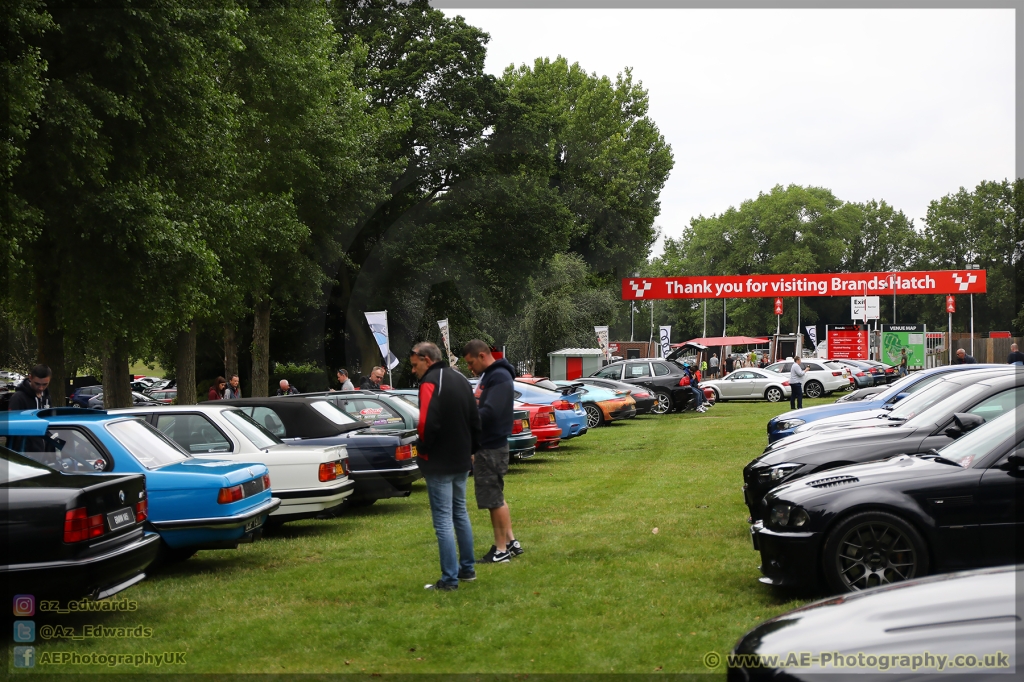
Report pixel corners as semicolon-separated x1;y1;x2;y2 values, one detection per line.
20;398;834;675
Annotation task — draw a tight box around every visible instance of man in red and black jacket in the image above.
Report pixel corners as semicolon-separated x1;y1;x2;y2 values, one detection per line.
411;341;480;591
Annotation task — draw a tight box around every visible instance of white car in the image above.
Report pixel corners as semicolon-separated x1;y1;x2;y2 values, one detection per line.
763;359;849;398
701;368;792;403
111;404;353;522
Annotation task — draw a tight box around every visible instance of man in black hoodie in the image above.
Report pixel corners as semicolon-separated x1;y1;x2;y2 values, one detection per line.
411;341;480;591
463;339;522;564
8;365;52;411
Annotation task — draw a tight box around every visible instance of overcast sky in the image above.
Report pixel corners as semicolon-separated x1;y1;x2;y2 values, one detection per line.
442;8;1015;256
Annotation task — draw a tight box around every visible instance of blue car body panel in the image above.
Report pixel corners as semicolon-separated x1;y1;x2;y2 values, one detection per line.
506;382;588;439
1;410;277;550
766;364;1007;442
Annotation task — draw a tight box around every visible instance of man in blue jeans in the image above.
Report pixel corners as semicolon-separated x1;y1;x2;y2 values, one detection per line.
410;341;481;591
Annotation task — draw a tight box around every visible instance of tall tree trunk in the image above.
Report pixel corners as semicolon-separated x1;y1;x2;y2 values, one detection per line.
35;274;66;406
251;300;271;397
175;320;197;405
101;338;132;408
223;322;238;380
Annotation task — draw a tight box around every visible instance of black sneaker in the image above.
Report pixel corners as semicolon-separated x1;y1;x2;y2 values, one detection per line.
480;545;511;563
424;581;457;591
458;568;477;581
508;539;524;557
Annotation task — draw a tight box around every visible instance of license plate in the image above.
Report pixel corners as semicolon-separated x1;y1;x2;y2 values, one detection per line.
244;515;264;533
106;507;135;531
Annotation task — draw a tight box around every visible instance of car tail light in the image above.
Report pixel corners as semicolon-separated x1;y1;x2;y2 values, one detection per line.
512;419;524;434
134;499;148;522
782;381;790;387
551;399;574;411
855;372;866;377
263;473;271;490
832;372;842;376
678;377;689;386
395;444;414;461
64;507;104;543
218;484;244;503
633;391;651;398
318;462;338;482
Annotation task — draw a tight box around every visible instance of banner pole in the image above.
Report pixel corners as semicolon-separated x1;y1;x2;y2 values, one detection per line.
948;312;952;365
703;299;707;338
970;293;974;356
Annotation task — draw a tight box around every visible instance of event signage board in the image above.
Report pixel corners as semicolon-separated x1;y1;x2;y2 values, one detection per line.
621;270;987;300
946;295;956;313
827;324;869;360
851;296;880;320
881;324;926;370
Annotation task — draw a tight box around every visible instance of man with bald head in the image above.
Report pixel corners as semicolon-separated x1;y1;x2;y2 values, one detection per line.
276;379;299;395
953;348;976;365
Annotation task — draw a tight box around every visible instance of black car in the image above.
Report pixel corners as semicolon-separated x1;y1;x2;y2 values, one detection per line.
1;446;160;600
589;358;694;414
729;565;1021;680
222;397;420;505
573;377;657;415
87;391;162;409
743;369;1021;521
751;405;1023;593
298;390;418;431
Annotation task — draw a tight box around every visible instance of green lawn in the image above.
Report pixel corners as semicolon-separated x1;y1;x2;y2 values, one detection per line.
21;398;834;675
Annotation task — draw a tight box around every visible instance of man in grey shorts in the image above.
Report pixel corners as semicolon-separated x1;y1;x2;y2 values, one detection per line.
463;339;523;564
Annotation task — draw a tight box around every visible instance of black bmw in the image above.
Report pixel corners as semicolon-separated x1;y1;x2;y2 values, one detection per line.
750;405;1022;593
744;368;1021;521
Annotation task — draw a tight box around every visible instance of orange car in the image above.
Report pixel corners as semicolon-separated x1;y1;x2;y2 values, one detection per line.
554;381;636;428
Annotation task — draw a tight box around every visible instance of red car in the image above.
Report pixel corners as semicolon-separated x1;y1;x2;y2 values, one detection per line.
517;401;561;450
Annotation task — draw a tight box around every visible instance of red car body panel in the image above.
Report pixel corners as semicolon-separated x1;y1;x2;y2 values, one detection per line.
517;402;561;450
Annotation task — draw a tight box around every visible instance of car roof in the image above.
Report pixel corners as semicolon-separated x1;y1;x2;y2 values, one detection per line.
2;408;134;436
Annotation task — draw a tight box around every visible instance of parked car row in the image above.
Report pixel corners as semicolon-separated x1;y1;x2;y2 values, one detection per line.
741;365;1022;596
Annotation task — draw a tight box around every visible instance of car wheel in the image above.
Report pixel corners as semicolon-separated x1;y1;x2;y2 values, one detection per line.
583;404;603;428
804;381;824;399
651;391;672;414
710;388;721;403
156;543;197;565
822;511;928;593
765;387;783;402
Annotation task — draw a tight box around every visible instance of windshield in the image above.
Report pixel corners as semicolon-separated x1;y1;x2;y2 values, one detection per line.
106;418;190;469
887;379;976;421
310;400;360;425
222;409;282;449
938;408;1019;467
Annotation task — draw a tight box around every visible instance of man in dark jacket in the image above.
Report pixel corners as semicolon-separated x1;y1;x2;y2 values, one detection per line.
463;339;522;564
360;366;384;390
411;341;480;591
953;348;977;365
8;365;52;411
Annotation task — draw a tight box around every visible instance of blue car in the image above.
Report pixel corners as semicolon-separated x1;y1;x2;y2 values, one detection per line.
2;408;280;561
503;380;588;439
766;364;1007;443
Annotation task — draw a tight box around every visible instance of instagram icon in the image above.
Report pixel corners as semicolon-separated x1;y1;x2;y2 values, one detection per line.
13;594;35;617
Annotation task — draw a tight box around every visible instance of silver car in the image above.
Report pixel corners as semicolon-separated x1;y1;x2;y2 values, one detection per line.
702;369;792;403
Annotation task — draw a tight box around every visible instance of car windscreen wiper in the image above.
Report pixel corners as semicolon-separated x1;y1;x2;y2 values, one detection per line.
914;449;962;467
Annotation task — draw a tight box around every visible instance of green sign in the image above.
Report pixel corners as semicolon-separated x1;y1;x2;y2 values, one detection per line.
881;324;926;369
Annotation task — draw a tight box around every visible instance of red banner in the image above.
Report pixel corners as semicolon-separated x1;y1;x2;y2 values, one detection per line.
622;270;987;300
828;324;870;360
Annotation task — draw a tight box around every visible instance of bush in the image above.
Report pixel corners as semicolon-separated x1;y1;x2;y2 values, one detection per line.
270;362;329;394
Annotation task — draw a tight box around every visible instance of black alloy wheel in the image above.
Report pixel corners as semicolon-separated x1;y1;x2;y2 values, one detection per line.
765;387;783;402
822;511;928;593
804;380;824;399
583;404;603;428
651;391;672;414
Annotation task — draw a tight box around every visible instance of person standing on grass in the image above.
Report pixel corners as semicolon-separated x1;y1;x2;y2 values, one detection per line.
360;366;385;390
1007;343;1024;366
208;377;227;401
708;353;719;378
336;369;355;390
898;349;909;377
463;339;523;564
953;348;976;365
789;357;805;409
223;375;242;399
411;341;480;591
9;365;51;410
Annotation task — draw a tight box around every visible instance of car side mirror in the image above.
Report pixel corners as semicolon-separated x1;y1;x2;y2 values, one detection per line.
1006;451;1024;469
945;413;985;438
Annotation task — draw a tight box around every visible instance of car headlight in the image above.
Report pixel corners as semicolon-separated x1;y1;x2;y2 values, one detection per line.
757;462;803;484
774;419;805;431
770;503;809;528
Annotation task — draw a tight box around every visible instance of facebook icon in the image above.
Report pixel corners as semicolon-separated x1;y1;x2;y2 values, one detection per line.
13;646;35;668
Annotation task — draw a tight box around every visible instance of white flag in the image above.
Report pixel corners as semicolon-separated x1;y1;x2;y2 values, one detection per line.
364;311;399;370
805;325;818;349
594;326;610;357
659;325;672;358
437;318;457;367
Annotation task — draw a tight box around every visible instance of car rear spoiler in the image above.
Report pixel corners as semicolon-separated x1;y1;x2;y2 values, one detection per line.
558;383;585;395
